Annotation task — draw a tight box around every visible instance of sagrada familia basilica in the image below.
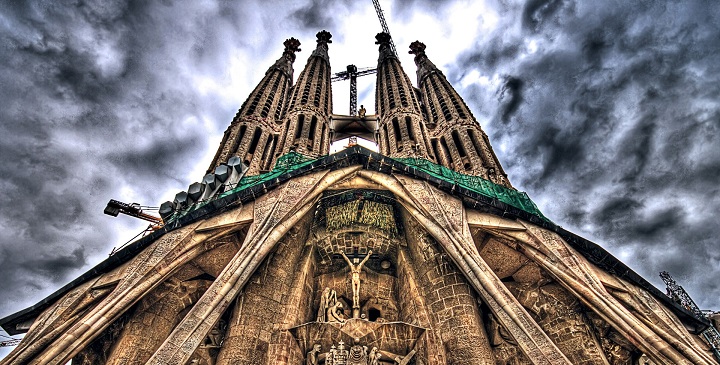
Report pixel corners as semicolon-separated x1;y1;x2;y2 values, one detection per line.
1;27;718;365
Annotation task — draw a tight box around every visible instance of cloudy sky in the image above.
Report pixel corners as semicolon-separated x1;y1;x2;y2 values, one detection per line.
1;0;719;353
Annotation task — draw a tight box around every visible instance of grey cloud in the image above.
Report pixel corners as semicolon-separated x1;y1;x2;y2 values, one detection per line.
0;0;267;320
454;0;720;308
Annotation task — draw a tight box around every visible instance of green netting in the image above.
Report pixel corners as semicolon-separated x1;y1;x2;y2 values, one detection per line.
170;151;548;224
218;152;318;198
169;152;320;221
394;157;549;221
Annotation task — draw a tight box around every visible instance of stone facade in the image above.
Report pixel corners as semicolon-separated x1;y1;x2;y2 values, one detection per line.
1;30;716;365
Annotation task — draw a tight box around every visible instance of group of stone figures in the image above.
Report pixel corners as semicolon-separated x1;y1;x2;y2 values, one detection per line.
307;341;414;365
317;287;346;323
317;250;374;322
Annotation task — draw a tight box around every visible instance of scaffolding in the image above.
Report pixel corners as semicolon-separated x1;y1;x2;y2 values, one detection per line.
660;271;720;361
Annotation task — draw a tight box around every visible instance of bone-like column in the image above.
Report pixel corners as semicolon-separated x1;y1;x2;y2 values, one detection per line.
264;246;316;364
510;222;714;365
0;279;108;365
356;171;571;365
146;167;362;365
21;222;238;365
105;279;209;365
215;216;311;365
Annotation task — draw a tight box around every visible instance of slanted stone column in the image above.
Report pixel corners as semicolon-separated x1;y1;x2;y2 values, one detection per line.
265;246;316;364
216;218;311;365
396;247;447;365
105;278;210;365
403;218;495;364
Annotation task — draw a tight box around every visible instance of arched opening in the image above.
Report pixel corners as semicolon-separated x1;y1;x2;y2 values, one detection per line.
231;124;248;156
294;114;305;143
392;118;402;151
368;308;381;322
405;116;415;143
308;116;318;149
452;130;471;170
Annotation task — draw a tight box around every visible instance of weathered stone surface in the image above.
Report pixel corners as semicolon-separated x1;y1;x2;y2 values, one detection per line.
216;214;311;365
506;282;609;365
402;217;494;365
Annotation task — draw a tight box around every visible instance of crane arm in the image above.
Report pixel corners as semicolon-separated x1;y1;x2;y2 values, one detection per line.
372;0;397;56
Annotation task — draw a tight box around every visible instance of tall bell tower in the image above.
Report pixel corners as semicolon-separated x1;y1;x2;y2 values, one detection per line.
277;30;333;158
207;37;300;175
374;33;433;159
410;41;511;188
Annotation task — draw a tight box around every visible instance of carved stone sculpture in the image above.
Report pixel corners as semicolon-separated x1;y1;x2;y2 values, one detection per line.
318;287;338;322
341;250;372;318
327;301;346;323
346;344;368;365
307;344;322;365
369;347;381;365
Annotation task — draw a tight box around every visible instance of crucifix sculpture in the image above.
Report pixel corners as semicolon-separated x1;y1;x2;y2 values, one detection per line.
340;250;372;318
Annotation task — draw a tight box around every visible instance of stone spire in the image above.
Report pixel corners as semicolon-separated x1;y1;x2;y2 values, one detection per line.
410;41;512;188
374;33;433;159
207;38;301;175
276;30;333;158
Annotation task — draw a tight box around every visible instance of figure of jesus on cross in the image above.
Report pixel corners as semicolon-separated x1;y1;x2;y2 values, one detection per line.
341;249;372;318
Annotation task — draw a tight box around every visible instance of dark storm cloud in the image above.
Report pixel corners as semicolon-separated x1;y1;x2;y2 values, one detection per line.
455;0;720;308
522;0;565;32
290;0;337;29
0;0;280;321
499;76;524;122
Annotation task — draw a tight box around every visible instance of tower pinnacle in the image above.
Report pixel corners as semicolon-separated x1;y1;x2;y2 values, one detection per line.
409;40;438;86
411;41;512;188
276;30;333;158
311;30;332;63
207;38;300;174
375;32;397;64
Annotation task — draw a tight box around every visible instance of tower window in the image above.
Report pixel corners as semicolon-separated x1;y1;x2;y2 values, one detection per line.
452;130;467;158
231;124;248;156
431;138;442;164
308;116;318;148
295;115;305;140
248;128;263;155
383;124;390;153
392;118;402;144
468;129;489;167
405;117;415;143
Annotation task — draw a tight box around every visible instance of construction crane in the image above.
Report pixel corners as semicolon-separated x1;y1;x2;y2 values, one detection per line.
332;65;377;116
104;199;163;227
372;0;397;57
330;0;396;116
660;271;720;361
0;338;21;347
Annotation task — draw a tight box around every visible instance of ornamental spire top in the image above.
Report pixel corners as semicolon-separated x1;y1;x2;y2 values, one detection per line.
409;40;439;84
311;30;332;63
268;37;301;77
375;32;397;64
